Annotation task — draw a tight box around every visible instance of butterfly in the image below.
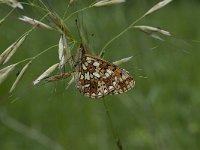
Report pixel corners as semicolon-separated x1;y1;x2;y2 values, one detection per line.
73;44;135;98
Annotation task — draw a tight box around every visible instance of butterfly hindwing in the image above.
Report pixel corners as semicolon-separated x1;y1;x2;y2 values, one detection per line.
109;69;134;95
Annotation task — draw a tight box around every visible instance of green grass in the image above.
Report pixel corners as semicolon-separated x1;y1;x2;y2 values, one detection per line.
0;0;200;150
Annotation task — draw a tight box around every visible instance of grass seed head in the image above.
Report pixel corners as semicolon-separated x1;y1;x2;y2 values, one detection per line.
58;34;71;69
93;0;126;7
9;61;32;93
113;56;133;66
134;25;171;41
1;0;23;9
19;16;53;30
144;0;173;16
0;34;27;65
33;63;59;85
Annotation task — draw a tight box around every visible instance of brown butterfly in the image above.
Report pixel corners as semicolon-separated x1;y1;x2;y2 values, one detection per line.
74;44;135;98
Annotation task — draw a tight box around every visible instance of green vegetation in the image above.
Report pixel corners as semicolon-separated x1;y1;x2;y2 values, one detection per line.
0;0;200;150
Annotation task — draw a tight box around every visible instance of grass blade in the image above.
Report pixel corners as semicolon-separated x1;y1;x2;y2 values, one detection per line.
0;112;64;150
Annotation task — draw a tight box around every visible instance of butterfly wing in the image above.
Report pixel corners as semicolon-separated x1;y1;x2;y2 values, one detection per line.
108;68;134;95
74;55;135;98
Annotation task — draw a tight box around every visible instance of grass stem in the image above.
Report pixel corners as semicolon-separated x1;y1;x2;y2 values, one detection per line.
99;14;145;58
103;99;123;150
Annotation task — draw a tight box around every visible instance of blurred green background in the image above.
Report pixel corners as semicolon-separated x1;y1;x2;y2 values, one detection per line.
1;0;200;150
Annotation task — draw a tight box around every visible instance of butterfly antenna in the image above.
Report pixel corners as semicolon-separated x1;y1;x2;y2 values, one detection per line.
75;19;88;53
75;19;82;42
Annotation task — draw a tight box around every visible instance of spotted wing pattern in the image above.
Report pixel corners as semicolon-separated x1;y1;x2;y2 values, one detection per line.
74;54;135;98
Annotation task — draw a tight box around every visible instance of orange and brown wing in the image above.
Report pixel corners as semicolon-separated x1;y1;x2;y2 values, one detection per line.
75;55;135;98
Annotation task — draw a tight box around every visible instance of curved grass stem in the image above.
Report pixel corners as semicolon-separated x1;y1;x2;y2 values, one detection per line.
64;1;96;22
20;2;49;13
103;99;123;150
64;6;92;22
15;44;58;66
0;7;15;23
99;15;145;58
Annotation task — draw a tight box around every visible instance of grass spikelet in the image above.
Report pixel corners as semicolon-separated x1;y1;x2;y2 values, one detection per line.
9;60;32;93
0;34;27;65
134;25;171;41
58;34;71;69
49;13;73;41
113;56;133;66
92;0;125;7
1;0;23;9
33;63;59;85
19;16;53;30
144;0;173;16
0;64;16;85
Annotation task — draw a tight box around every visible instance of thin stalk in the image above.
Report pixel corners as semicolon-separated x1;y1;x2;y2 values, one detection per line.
15;44;58;66
64;1;96;22
62;0;75;20
38;0;52;14
103;99;123;150
64;6;92;21
99;15;145;58
0;7;15;23
20;2;49;13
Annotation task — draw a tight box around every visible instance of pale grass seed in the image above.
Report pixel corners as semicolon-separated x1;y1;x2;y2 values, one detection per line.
19;16;53;30
93;0;126;7
9;60;32;93
0;64;16;85
58;34;71;69
113;56;133;66
0;0;23;9
0;34;27;65
144;0;173;16
134;25;171;41
33;63;59;85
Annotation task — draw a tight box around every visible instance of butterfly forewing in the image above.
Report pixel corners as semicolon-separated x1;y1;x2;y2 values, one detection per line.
74;54;135;98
